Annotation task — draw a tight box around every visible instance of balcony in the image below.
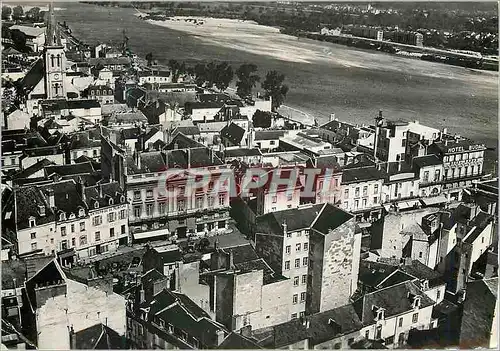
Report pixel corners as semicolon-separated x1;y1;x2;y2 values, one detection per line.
419;173;483;188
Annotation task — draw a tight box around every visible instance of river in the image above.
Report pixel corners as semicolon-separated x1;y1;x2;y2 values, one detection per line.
55;3;498;154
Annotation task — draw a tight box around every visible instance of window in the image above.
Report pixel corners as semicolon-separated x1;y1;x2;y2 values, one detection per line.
296;243;301;252
294;277;299;286
31;232;36;239
61;240;68;250
287;194;293;201
29;218;36;227
121;225;126;235
146;189;153;198
72;238;76;246
95;231;101;241
412;313;418;323
285;245;291;254
399;317;403;327
355;187;360;197
344;189;349;198
119;209;126;219
80;222;85;231
302;275;307;284
363;186;368;196
31;243;37;251
110;228;115;237
300;292;306;302
159;202;167;214
108;212;115;222
291;313;297;320
482;237;485;243
437;290;441;300
134;206;141;218
348;338;354;346
295;259;300;268
304;243;308;251
334;343;341;349
285;261;290;270
374;196;378;204
92;216;102;226
362;198;367;208
305;230;309;236
270;140;276;145
195;197;203;209
207;196;214;207
218;194;225;206
70;224;75;233
286;232;292;238
303;257;308;266
355;200;359;209
419;252;423;258
146;204;153;216
365;330;370;339
292;294;298;304
272;196;277;203
133;191;141;200
299;311;305;318
80;235;87;245
61;226;67;236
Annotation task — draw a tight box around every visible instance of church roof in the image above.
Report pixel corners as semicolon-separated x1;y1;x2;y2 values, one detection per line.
18;59;45;97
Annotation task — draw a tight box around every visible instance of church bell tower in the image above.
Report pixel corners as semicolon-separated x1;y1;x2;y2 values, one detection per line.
44;2;66;100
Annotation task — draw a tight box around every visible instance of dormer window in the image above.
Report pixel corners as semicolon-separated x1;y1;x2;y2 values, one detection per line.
372;305;385;321
38;205;46;217
78;208;85;217
413;296;421;309
94;201;99;209
420;279;429;290
60;213;66;221
69;213;76;220
109;198;114;206
120;195;125;203
29;217;36;228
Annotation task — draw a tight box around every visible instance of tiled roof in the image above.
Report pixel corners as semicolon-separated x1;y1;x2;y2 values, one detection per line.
74;323;126;349
356;281;434;324
412;155;442;168
14;186;55;231
217;332;263;349
13;159;55;179
254;130;286;141
45;162;95;177
460;277;498;348
225;148;262;158
273;304;363;348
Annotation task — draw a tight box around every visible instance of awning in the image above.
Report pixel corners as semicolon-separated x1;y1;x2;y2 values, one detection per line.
420;195;448;207
384;200;420;211
133;228;170;241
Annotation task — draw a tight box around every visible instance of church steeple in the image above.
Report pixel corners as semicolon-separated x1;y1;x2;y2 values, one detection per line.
44;1;66;100
46;2;62;47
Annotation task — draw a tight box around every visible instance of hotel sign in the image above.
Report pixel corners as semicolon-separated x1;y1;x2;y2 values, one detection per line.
447;144;485;153
447;158;482;168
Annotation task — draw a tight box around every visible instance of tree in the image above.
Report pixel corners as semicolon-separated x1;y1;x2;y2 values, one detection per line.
214;62;233;91
145;52;153;66
193;63;207;86
12;5;23;21
261;70;289;111
235;63;260;99
2;6;11;20
10;30;27;52
168;59;181;82
252;110;272;128
26;6;40;21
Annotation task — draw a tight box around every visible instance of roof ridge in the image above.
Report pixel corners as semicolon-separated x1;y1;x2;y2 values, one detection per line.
310;203;328;230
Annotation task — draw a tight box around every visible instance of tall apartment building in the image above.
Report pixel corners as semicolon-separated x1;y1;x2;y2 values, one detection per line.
12;179;128;261
123;146;232;241
428;136;486;201
254;203;361;319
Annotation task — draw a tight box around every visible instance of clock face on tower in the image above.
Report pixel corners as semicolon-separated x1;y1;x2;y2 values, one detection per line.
54;73;60;80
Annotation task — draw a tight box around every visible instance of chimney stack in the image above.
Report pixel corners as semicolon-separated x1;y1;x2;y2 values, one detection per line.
46;189;55;209
330;113;336;122
186;149;191;169
398;161;402;172
69;325;76;350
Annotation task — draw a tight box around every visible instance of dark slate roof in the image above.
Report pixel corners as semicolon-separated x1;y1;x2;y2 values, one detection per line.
398;260;445;287
144;126;161;143
74;323;126;349
233;258;282;285
14;186;55;231
83;182;125;209
464;211;493;244
153;247;183;264
218;332;263;349
350;339;388;349
167;132;204;150
222;244;259;265
342;166;384;185
273;304;363;348
412;155;442;168
460;278;498;348
254;130;286;141
18;58;45;96
358;260;399;288
174;126;201;136
45;162;95;177
256;203;352;235
41;99;101;111
221;123;245;145
224;148;262;158
69;132;101;149
315;155;342;170
141;268;166;285
355;281;435;324
185;101;224;112
13;159;55;179
37;180;88;218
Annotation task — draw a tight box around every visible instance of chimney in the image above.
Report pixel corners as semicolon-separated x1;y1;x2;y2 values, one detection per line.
69;325;76;349
330;113;336;122
135;151;141;169
76;177;86;202
240;325;252;337
46;189;55;208
186;149;191;169
228;251;234;270
282;220;288;235
398;161;402;172
379;110;383;119
443;128;448;135
174;142;179;150
99;183;103;198
216;330;225;346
